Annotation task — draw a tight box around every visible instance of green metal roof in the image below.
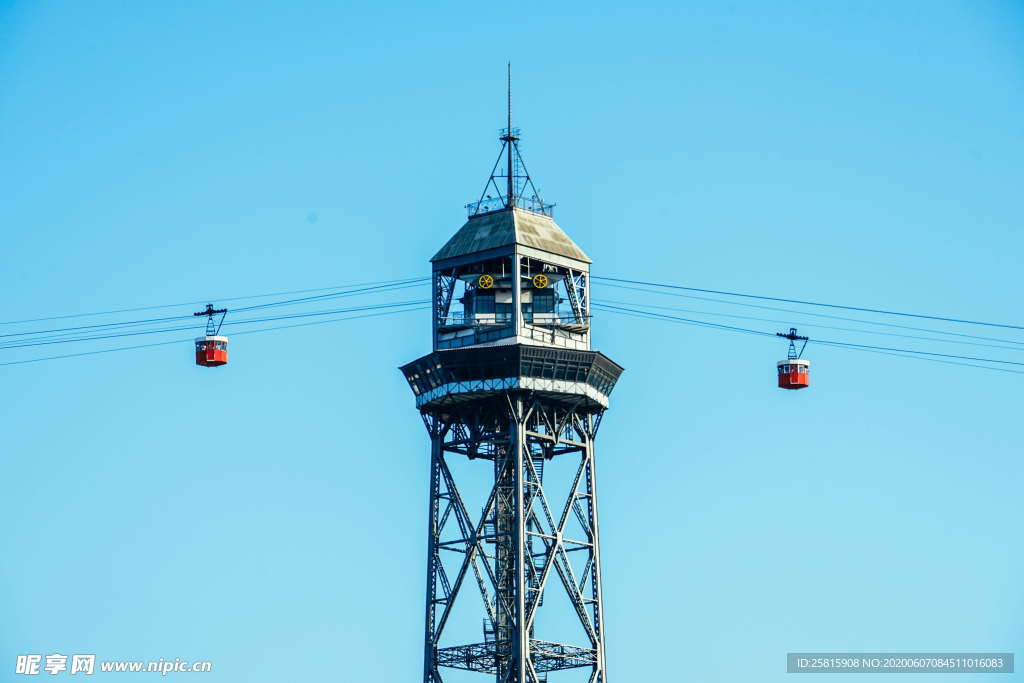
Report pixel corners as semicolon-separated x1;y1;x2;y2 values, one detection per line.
431;207;591;264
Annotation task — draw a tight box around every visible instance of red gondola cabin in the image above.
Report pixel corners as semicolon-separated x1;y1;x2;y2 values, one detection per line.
195;335;228;367
777;358;809;390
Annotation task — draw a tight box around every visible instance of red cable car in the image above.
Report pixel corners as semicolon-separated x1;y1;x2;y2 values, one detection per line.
195;335;228;367
777;358;810;389
193;304;229;368
776;327;810;390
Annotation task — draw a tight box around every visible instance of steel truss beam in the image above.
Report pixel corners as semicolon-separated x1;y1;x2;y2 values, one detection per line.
434;269;458;331
563;269;588;326
438;639;598;673
421;393;608;683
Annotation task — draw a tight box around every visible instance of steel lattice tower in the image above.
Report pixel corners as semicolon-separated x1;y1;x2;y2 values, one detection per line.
401;91;623;683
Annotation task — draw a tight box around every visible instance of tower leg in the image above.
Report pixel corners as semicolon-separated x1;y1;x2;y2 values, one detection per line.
423;431;443;683
512;397;528;683
494;413;515;679
584;416;607;682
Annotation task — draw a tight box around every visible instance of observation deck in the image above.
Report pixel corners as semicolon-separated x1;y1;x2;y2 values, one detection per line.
401;344;623;414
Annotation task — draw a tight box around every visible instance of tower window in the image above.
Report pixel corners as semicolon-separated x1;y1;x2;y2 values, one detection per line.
475;294;495;314
533;292;555;314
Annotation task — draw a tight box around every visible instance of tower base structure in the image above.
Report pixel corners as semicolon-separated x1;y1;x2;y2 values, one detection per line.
402;345;623;683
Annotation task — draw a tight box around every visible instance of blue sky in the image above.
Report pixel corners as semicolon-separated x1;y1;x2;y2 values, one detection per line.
1;1;1022;681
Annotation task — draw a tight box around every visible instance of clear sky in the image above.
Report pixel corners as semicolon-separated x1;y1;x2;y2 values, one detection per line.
2;1;1022;681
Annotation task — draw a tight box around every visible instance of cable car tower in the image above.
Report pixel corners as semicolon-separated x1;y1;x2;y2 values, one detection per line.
401;69;623;683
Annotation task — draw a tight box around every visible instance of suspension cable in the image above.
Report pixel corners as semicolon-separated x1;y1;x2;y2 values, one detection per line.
0;305;428;367
0;279;428;341
593;276;1024;331
593;298;1024;352
0;276;427;327
0;300;429;351
592;303;1024;371
593;281;1024;346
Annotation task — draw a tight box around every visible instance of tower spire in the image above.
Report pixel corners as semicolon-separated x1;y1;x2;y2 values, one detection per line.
467;66;553;217
506;63;513;208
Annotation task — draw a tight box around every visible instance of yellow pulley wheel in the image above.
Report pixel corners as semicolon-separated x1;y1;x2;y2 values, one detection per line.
478;274;494;289
532;274;549;289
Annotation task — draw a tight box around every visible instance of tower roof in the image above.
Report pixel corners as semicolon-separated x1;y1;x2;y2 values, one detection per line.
431;207;591;264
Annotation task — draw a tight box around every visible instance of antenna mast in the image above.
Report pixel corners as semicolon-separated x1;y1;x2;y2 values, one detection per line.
467;65;553;217
505;62;514;208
